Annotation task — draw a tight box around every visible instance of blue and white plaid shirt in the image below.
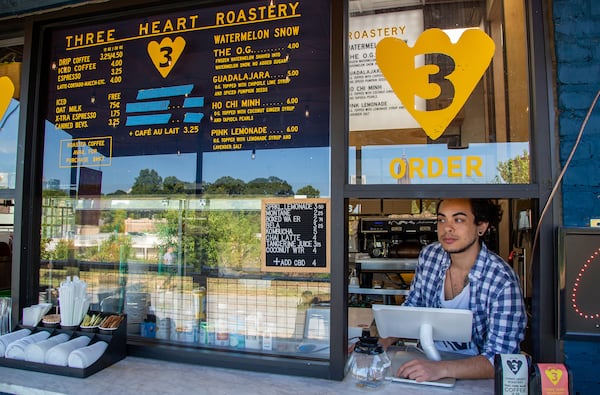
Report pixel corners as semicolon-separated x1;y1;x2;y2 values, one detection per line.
404;241;527;364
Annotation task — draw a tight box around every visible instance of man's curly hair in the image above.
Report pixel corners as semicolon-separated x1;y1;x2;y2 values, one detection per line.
436;199;503;226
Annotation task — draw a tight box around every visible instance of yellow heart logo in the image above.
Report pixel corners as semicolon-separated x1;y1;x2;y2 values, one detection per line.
147;37;186;78
376;28;495;140
545;367;563;386
0;76;15;120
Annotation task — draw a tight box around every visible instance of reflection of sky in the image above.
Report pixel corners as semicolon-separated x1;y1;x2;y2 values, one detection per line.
0;99;19;188
12;100;529;192
349;142;530;184
203;148;330;196
42;119;331;196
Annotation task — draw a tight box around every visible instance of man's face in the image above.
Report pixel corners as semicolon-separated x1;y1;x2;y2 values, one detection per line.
436;199;487;255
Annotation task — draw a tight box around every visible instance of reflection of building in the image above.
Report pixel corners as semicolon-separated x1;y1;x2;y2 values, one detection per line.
124;218;166;234
41;197;73;239
396;156;411;185
69;232;161;261
43;178;60;190
0;172;9;188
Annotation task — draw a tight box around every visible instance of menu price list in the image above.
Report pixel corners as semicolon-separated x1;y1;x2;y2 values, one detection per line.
262;199;329;273
209;15;312;152
53;45;123;133
46;0;330;162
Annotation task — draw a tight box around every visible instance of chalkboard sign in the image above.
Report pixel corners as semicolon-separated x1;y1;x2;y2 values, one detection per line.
44;0;331;162
261;198;329;273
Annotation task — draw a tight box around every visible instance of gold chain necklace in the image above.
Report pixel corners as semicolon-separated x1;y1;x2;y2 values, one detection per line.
448;267;469;299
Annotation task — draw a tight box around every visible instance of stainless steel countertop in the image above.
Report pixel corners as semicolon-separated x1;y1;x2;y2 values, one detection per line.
348;286;409;295
355;258;418;271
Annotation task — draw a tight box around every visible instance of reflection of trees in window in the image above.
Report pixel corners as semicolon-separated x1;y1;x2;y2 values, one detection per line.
87;233;133;263
206;210;261;272
245;176;293;196
155;208;181;253
296;185;320;198
41;166;321;270
156;208;261;272
494;150;530;184
163;176;186;194
100;209;127;233
131;169;162;194
107;189;128;196
203;175;315;197
115;169;319;197
40;238;72;261
204;176;246;195
42;189;68;197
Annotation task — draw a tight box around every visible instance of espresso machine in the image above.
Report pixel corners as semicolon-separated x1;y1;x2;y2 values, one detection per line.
355;216;437;288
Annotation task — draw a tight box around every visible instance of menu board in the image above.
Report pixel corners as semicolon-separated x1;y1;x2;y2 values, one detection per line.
45;0;331;165
348;9;423;131
261;198;329;273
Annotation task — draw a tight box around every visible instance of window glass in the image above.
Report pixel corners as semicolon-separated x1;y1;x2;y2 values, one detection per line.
0;43;22;193
39;0;331;359
348;0;531;185
0;42;21;283
348;198;535;324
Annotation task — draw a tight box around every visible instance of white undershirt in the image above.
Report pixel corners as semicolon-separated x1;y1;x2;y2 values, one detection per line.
435;276;478;356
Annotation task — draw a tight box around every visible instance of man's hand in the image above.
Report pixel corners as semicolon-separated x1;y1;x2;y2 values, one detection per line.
395;354;494;381
396;358;448;382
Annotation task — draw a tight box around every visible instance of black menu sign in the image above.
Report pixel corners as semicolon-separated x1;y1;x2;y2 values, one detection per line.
45;0;330;165
261;198;329;273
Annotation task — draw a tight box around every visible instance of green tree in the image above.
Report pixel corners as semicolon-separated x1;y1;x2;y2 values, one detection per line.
494;150;530;184
155;209;181;248
203;210;261;271
40;238;73;261
131;169;162;195
204;176;246;195
42;189;68;198
296;185;320;197
88;233;133;263
107;189;128;196
100;209;127;233
163;176;186;194
246;176;293;196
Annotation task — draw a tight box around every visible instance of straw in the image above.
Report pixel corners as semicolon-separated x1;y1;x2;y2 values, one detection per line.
58;276;90;326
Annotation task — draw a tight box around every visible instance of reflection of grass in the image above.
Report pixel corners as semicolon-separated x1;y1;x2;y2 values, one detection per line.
40;268;69;289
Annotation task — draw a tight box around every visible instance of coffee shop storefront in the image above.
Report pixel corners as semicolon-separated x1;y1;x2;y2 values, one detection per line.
0;0;560;381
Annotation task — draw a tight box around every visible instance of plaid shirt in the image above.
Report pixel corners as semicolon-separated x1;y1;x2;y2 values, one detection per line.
404;241;527;364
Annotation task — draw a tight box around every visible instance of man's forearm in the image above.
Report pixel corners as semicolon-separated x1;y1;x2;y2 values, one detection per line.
442;355;494;379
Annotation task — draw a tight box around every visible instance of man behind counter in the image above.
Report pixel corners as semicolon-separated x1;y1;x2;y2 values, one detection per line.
380;198;527;382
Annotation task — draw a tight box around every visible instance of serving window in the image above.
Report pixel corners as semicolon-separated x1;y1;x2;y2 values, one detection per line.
347;0;531;185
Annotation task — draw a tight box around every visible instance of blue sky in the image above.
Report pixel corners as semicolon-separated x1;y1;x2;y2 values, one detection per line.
0;99;19;188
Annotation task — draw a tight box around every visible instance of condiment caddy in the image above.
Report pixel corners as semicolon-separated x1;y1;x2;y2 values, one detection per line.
0;311;127;378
